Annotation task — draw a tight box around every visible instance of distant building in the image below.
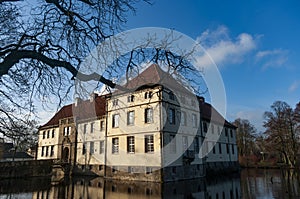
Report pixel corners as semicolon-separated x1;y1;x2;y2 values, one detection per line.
37;64;238;182
0;142;34;162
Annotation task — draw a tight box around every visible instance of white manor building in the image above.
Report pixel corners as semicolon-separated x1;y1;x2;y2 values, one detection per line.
37;64;238;182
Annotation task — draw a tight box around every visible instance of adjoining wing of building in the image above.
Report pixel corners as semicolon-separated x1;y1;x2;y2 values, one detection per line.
37;64;238;182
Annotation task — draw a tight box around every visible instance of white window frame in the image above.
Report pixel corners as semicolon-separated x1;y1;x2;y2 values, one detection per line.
181;111;187;126
127;136;135;153
112;114;120;128
90;142;94;154
90;122;94;133
169;134;176;153
145;135;154;153
100;121;105;131
99;140;104;154
192;114;197;127
145;108;153;123
127;111;135;125
168;108;176;124
112;138;119;154
182;136;188;152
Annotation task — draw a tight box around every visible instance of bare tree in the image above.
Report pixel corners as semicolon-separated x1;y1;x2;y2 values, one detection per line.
233;118;257;157
0;0;150;140
1;0;206;148
264;101;300;167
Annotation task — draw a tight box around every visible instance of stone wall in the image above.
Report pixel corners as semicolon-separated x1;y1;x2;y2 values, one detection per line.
0;160;53;178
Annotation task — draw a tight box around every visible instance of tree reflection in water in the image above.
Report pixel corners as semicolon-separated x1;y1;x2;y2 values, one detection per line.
241;169;300;199
3;169;300;198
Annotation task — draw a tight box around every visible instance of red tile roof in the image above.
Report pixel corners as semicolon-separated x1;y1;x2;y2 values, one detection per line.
40;95;107;129
73;94;107;121
117;64;194;95
199;100;236;128
40;104;73;128
40;64;235;130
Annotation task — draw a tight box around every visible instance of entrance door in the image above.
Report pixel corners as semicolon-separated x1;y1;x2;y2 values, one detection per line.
62;147;69;163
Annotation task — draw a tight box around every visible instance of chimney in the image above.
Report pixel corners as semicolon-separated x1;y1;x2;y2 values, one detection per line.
198;96;205;103
75;97;81;107
90;93;98;102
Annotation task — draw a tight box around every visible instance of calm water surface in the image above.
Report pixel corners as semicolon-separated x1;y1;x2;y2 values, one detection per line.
0;169;300;199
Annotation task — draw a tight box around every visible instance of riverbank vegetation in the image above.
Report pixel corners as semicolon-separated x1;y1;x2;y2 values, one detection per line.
235;100;300;168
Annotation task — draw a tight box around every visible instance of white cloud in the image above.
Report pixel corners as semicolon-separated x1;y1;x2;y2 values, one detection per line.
255;49;288;70
196;25;257;68
288;80;300;93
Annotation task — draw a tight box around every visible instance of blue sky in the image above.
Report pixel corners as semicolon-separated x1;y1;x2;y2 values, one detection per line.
124;0;300;132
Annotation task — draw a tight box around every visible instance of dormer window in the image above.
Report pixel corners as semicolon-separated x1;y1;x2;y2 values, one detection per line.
169;91;175;100
112;99;118;106
145;91;152;99
127;95;135;102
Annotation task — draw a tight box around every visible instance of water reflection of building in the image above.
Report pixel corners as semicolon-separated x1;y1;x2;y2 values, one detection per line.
31;175;241;199
37;64;238;182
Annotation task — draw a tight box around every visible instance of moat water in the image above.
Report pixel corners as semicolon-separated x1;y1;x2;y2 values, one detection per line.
0;169;300;199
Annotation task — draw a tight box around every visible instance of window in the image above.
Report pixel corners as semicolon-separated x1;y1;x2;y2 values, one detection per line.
82;144;86;155
90;142;94;154
127;136;135;153
146;167;152;174
145;91;152;99
112;114;119;128
226;144;229;154
50;146;54;156
47;130;50;138
172;166;176;174
145;135;154;153
203;122;208;132
191;99;196;106
145;108;153;123
99;141;104;154
112;99;118;106
112;166;117;173
100;121;105;131
90;123;94;133
112;138;119;154
182;136;188;152
232;144;235;154
213;145;216;154
180;95;186;103
41;146;45;156
168;108;176;124
219;143;222;154
192;114;197;127
169;91;175;100
127;111;135;125
45;146;49;157
128;166;134;173
146;188;152;195
64;126;71;136
52;129;55;138
225;128;228;136
170;134;176;153
42;131;46;139
83;124;87;134
194;137;199;153
230;129;233;138
127;95;134;102
181;111;187;126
